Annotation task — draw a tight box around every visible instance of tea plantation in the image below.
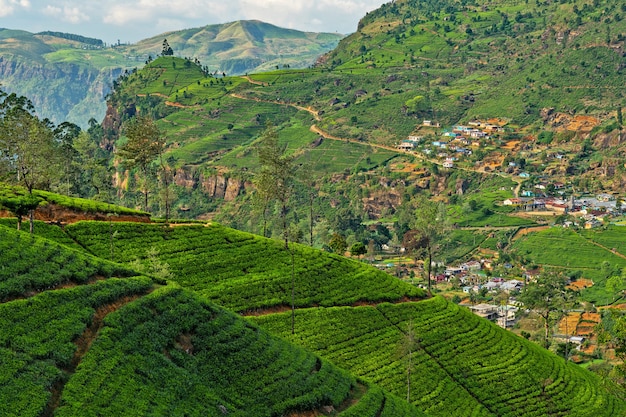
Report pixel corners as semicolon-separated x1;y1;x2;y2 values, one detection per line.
0;223;422;416
2;220;626;416
254;297;626;417
63;221;425;312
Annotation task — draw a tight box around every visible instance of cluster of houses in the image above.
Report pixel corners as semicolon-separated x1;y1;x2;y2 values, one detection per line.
503;193;623;228
397;120;504;169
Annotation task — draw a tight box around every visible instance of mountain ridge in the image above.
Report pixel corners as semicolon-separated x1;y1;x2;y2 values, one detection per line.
0;21;343;127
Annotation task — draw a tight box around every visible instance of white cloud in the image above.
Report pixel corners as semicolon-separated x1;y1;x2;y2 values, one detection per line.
0;0;30;18
42;4;89;24
237;0;383;33
1;0;386;42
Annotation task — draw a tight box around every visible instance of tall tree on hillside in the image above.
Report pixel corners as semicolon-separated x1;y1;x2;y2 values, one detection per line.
162;39;174;56
158;154;176;222
254;123;298;333
73;130;115;201
0;90;59;233
410;195;447;295
254;123;297;248
54;121;82;195
518;271;568;348
117;115;165;211
399;320;420;403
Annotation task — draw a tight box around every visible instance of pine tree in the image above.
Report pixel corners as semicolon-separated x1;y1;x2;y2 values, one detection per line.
161;39;174;56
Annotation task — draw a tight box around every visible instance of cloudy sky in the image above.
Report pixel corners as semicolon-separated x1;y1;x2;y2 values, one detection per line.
0;0;387;43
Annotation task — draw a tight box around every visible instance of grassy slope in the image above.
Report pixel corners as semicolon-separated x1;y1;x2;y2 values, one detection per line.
0;223;415;416
253;297;626;417
3;218;626;414
109;0;626;177
56;220;626;415
63;221;425;312
0;183;150;217
511;226;626;305
0;224;134;301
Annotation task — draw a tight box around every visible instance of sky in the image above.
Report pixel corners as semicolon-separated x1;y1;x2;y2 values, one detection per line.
0;0;387;43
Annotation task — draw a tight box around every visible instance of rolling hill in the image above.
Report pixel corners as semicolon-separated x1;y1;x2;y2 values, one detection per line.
1;212;624;416
0;22;342;127
0;221;423;417
99;0;626;226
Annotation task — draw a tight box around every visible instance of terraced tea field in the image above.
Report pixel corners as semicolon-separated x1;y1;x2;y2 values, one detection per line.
254;297;625;417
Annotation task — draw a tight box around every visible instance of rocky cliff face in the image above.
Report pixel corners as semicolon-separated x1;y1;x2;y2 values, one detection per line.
0;57;123;128
174;168;247;201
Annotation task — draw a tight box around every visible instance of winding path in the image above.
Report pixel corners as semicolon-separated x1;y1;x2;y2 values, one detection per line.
230;79;524;185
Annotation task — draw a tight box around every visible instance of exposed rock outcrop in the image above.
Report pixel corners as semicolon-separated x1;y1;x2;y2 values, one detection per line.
174;167;246;202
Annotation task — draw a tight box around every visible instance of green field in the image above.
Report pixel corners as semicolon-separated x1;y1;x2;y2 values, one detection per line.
3;218;626;415
254;297;625;417
511;227;626;304
0;222;419;416
64;221;425;312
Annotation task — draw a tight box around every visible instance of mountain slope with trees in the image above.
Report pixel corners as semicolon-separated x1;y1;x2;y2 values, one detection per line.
96;0;626;227
0;22;342;127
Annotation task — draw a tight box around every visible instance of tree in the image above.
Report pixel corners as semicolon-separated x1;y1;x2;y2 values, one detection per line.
54;121;81;195
129;247;173;283
597;309;626;384
328;233;347;255
350;242;367;258
254;123;298;333
518;271;568;348
72;130;114;201
117;115;165;211
254;123;297;249
398;320;420;403
410;195;447;295
607;271;626;304
0;91;60;233
0;193;40;231
161;39;174;56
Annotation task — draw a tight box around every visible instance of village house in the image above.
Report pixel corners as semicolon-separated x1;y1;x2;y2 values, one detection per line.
484;124;503;133
496;305;519;328
470;304;499;321
545;199;568;212
461;260;482;271
470;130;488;139
397;141;415;151
584;219;602;229
501;280;524;292
503;198;523;206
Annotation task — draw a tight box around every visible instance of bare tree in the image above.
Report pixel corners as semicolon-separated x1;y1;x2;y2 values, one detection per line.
399;319;420;403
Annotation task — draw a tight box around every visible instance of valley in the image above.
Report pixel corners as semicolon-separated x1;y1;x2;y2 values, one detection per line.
2;0;626;414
